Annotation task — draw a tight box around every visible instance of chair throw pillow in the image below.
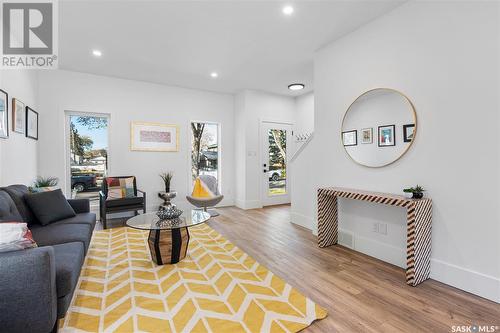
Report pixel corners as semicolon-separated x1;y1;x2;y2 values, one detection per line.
0;222;37;253
106;177;135;199
191;177;216;198
25;189;76;226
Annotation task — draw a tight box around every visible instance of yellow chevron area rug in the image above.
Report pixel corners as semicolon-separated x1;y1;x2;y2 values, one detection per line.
59;224;327;333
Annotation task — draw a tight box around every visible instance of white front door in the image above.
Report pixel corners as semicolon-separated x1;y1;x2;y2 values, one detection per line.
261;122;292;206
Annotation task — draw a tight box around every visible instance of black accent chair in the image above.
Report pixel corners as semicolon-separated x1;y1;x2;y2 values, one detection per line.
99;176;146;229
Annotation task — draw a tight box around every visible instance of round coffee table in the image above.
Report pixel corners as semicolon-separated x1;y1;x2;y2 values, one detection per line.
126;210;210;265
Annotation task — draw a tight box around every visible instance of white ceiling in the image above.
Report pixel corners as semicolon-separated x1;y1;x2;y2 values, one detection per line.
59;1;404;96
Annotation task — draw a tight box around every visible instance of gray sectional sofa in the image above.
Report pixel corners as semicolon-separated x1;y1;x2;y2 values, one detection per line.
0;185;96;333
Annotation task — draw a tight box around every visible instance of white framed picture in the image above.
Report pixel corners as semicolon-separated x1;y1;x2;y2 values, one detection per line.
26;107;39;140
12;98;25;134
361;128;373;144
0;89;8;139
130;122;179;152
342;130;357;146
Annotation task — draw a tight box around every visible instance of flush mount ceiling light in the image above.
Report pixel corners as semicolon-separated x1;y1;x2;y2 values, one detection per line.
210;72;218;78
288;83;304;91
92;49;102;57
282;5;294;15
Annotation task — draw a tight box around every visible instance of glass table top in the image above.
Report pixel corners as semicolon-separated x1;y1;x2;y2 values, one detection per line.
126;210;211;230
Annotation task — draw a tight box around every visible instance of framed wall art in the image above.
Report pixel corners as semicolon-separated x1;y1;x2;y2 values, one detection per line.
12;98;26;134
130;122;179;152
360;128;373;144
26;107;39;140
378;125;395;147
0;89;8;139
342;130;357;146
403;124;415;142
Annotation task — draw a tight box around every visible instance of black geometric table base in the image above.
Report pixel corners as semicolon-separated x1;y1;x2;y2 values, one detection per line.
147;227;190;265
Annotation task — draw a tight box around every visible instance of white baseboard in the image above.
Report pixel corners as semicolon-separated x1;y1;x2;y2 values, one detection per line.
430;258;500;303
235;199;262;210
291;211;313;229
348;232;406;268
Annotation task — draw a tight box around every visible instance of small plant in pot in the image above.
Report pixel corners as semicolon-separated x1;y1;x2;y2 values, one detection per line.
159;172;173;193
403;185;425;199
29;176;59;193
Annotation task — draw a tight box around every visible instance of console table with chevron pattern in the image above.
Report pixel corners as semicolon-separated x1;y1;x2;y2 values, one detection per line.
317;187;432;286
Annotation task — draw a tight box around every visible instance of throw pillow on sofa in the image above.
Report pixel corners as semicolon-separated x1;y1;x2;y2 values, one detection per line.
25;189;76;225
0;222;37;253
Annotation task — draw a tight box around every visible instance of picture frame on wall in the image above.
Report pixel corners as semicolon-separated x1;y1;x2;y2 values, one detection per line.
130;121;179;152
26;107;39;140
403;124;415;142
0;89;8;139
378;125;396;147
342;130;357;146
12;98;26;134
360;128;373;144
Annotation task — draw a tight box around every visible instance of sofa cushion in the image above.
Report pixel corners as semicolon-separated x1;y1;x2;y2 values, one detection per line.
105;196;144;208
52;242;84;298
30;223;92;253
25;189;76;226
51;212;96;229
0;191;23;223
0;185;37;225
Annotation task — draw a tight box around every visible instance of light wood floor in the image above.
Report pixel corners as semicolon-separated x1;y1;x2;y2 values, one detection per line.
101;205;500;332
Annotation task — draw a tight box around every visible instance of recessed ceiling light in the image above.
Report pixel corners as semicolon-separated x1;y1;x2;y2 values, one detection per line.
288;83;304;91
92;49;102;57
282;5;294;16
210;72;218;78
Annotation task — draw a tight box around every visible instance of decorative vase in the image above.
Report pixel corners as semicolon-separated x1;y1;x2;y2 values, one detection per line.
158;191;177;210
412;192;423;199
403;192;413;199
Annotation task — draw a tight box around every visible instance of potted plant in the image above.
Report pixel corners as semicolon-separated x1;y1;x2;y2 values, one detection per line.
30;176;59;193
159;172;173;193
403;185;425;199
159;172;176;209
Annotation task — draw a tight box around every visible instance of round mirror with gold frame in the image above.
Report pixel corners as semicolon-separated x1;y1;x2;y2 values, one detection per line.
341;88;417;168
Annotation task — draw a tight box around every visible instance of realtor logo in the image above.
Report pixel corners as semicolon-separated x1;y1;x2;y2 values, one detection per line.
1;0;58;68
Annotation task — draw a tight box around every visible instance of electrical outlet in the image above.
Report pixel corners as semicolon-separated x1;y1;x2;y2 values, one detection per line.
379;223;388;235
372;222;379;233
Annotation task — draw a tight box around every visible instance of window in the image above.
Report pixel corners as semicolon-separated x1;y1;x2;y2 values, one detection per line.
68;114;109;202
191;122;219;184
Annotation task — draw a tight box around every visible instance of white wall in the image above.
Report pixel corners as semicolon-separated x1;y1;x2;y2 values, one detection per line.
37;70;235;210
234;92;247;209
291;1;500;302
0;70;39;186
294;92;314;136
234;90;296;209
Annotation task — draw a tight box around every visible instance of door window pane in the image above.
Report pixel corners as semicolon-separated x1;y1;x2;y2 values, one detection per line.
268;129;286;195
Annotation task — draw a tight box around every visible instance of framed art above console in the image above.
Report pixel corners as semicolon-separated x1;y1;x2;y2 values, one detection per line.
341;88;417;167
